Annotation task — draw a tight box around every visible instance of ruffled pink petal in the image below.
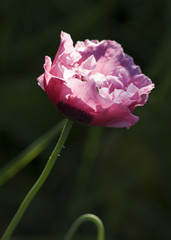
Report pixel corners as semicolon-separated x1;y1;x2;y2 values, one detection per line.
37;56;53;89
117;53;141;77
37;74;45;90
58;64;75;80
91;103;139;128
128;83;154;111
80;55;96;70
112;66;130;86
94;43;123;75
76;39;123;75
99;87;112;100
139;83;155;95
52;32;74;66
125;83;140;101
65;78;114;110
44;77;70;106
44;77;96;124
99;75;124;91
132;74;153;88
44;56;53;84
51;32;82;78
75;39;100;53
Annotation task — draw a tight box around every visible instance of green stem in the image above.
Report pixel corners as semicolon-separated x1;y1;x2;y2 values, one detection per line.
65;214;105;240
1;119;72;240
0;120;65;186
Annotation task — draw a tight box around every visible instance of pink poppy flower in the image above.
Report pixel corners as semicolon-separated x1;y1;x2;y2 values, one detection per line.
37;31;154;128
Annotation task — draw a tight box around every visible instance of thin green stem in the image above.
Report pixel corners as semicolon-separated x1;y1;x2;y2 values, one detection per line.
1;119;72;240
65;214;105;240
0;120;65;186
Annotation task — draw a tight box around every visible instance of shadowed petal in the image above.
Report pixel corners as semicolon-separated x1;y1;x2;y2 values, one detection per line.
91;103;139;128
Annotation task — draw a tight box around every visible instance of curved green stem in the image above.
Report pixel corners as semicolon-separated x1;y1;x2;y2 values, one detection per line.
65;214;105;240
1;119;72;240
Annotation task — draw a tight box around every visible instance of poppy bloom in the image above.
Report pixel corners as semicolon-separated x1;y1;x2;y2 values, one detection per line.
38;32;154;128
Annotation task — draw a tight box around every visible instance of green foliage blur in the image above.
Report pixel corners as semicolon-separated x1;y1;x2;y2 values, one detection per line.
0;0;171;239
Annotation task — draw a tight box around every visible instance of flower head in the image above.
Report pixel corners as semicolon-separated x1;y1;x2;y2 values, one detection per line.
38;31;154;128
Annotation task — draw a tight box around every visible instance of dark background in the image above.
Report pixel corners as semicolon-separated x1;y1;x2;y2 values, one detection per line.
0;0;171;239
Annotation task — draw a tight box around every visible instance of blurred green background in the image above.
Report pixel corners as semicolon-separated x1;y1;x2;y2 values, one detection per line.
0;0;171;239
